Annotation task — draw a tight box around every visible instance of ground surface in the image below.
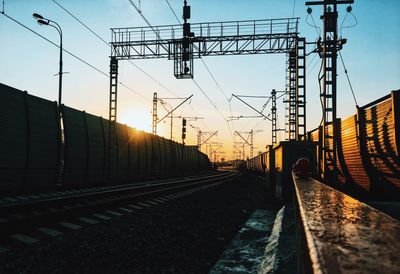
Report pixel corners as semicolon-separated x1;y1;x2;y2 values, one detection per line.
0;174;281;274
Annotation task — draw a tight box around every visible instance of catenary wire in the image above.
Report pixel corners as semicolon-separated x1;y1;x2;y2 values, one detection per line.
0;11;150;103
52;0;180;98
339;51;358;107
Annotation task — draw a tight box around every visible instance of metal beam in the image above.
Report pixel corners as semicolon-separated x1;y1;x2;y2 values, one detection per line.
158;94;193;123
200;131;218;146
111;18;299;60
152;92;158;135
306;0;353;5
235;131;251;146
231;94;271;121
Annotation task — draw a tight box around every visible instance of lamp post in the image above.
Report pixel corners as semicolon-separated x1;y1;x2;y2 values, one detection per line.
33;13;64;184
33;13;63;111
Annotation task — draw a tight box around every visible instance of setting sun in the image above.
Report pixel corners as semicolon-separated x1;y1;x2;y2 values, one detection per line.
119;108;152;132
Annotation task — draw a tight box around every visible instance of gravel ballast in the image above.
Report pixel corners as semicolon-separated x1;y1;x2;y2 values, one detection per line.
0;174;281;273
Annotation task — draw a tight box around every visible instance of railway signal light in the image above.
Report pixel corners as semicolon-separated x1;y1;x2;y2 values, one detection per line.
182;118;187;144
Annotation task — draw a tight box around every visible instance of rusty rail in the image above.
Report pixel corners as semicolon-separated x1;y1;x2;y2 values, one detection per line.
293;172;400;273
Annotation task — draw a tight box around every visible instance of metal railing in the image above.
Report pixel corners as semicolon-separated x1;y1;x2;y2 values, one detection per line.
292;172;400;273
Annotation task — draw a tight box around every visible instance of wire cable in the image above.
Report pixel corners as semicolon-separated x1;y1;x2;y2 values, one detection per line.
165;0;182;25
53;0;179;98
200;59;230;102
305;13;321;37
306;54;320;77
339;51;358;107
52;0;108;45
192;79;227;122
1;11;150;103
127;0;168;52
292;0;296;18
317;53;324;126
339;11;357;37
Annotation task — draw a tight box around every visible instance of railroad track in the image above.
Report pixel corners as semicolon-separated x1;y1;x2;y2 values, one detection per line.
0;171;237;241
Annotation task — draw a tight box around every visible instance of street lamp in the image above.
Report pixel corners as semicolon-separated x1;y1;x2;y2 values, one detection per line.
33;13;63;111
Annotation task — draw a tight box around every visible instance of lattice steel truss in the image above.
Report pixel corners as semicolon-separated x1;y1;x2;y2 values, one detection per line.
296;38;306;140
111;18;299;59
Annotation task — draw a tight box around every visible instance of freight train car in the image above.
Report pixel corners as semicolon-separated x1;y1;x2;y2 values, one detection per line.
308;90;400;199
246;145;276;190
0;83;211;191
246;89;400;200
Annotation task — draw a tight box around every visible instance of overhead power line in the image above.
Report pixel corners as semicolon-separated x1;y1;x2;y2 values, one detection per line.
0;11;150;103
52;0;179;98
292;0;296;18
52;0;108;45
127;0;168;52
199;59;230;102
339;51;358;107
165;0;182;25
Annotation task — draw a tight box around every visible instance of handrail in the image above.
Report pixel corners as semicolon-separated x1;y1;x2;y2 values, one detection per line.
292;172;400;273
391;90;400;157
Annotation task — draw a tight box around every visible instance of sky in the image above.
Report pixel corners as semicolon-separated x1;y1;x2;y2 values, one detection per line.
1;0;399;161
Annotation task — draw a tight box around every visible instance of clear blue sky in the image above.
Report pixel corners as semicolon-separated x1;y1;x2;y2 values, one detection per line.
1;0;399;159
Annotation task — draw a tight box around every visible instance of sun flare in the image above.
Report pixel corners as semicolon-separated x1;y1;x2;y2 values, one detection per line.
119;109;152;132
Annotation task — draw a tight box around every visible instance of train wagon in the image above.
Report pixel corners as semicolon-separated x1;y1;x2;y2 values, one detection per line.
0;83;211;191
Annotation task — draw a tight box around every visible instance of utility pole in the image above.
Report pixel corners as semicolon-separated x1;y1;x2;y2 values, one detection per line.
152;92;158;135
198;131;218;152
197;129;201;150
208;143;223;164
271;89;288;144
233;144;242;160
235;130;263;159
152;94;193;139
305;0;353;182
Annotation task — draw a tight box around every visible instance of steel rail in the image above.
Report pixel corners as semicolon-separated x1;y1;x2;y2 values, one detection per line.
0;172;237;235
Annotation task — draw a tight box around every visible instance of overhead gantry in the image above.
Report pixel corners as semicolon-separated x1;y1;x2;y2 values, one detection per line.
108;1;307;167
